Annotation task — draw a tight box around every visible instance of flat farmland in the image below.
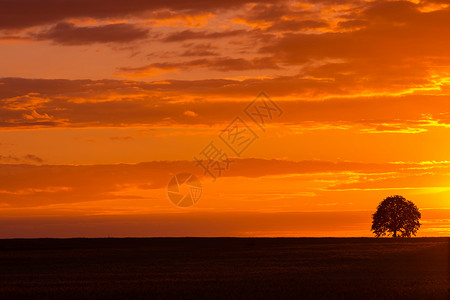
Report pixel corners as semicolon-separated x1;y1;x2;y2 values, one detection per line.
0;238;447;299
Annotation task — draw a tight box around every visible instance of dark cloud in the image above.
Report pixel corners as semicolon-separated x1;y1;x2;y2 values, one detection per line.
180;43;219;56
0;35;28;41
257;1;450;96
0;0;274;30
263;1;450;62
268;19;329;31
119;56;280;74
163;29;247;42
22;154;44;163
232;2;332;33
300;0;365;4
0;154;43;163
240;2;293;22
336;19;368;29
33;22;149;45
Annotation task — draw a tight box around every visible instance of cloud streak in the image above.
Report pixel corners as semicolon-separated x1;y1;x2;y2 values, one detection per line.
33;22;149;45
0;159;442;208
2;78;450;132
0;0;272;30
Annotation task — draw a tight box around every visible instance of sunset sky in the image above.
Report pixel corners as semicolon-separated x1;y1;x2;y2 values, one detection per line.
1;0;450;237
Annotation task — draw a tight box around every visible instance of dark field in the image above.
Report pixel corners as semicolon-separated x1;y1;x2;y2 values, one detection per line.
0;238;448;299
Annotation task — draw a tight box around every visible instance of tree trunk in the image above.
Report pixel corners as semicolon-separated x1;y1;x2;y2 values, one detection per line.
393;230;397;238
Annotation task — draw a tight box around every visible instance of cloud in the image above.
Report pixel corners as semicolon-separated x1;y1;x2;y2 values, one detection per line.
0;35;28;42
183;110;198;117
3;1;450;101
0;157;447;238
146;10;214;28
180;43;219;56
118;56;280;76
33;22;149;45
163;29;247;42
0;0;273;30
0;154;44;164
327;173;450;191
2;78;450;130
0;158;434;208
23;110;53;120
233;2;331;32
268;19;329;31
22;154;44;163
109;136;134;141
3;93;50;110
259;1;450;94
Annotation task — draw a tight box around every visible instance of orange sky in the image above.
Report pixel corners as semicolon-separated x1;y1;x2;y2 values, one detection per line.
1;0;450;237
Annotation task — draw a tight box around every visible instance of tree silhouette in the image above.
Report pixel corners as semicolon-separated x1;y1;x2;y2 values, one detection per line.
371;195;421;238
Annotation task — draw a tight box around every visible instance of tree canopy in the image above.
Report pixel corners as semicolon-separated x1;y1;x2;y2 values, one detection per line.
371;195;421;238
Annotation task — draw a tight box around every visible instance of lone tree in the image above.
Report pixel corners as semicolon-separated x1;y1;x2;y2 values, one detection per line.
371;195;421;238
